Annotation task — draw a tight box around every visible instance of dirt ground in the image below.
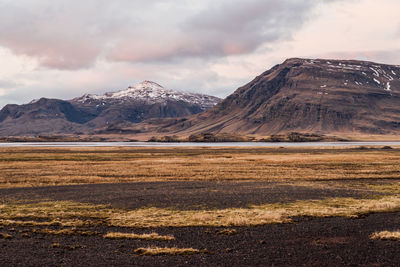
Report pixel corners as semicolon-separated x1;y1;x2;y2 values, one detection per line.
1;209;400;266
1;180;400;266
0;180;380;210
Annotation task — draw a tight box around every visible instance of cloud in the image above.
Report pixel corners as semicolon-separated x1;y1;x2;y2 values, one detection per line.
0;0;146;69
0;80;18;89
0;88;7;97
1;0;399;111
109;0;321;63
0;0;329;69
0;79;21;104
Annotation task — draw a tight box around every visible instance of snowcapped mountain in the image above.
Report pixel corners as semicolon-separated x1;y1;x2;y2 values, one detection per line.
74;81;220;110
0;81;221;136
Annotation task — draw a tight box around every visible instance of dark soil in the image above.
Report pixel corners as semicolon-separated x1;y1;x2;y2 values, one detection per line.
1;212;400;266
0;181;398;266
0;181;379;210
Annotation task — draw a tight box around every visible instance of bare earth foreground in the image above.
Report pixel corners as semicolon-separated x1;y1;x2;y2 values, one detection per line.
1;146;400;266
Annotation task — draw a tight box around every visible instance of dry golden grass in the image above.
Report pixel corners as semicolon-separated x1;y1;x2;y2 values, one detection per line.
108;196;400;227
104;232;174;241
216;229;237;235
133;246;207;256
1;195;400;228
1;147;400;188
370;231;400;241
109;206;287;227
0;233;12;239
366;182;400;194
0;201;110;227
0;219;89;227
33;228;97;236
1;147;400;228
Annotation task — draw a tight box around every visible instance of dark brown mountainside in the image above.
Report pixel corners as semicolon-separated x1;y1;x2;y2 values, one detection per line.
163;58;400;135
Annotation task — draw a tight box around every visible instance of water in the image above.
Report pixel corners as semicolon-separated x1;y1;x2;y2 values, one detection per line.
0;141;399;147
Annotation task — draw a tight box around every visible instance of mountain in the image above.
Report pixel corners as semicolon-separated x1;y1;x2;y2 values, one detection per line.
162;58;400;135
73;81;219;110
0;98;95;136
2;59;400;139
69;81;220;130
0;81;221;136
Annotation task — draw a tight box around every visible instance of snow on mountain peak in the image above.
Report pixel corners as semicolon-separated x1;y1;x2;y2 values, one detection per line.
109;80;173;99
132;80;164;89
74;81;221;110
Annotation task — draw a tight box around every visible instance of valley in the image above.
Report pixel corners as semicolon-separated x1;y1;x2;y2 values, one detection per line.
1;146;400;265
1;58;400;265
1;1;399;266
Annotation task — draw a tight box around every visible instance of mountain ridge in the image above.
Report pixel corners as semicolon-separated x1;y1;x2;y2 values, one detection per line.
156;58;400;136
1;58;400;139
0;81;221;136
72;81;220;110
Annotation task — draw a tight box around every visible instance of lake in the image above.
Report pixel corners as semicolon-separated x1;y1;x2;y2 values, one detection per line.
0;141;400;147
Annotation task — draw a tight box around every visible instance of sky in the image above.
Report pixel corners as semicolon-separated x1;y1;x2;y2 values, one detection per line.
0;0;399;108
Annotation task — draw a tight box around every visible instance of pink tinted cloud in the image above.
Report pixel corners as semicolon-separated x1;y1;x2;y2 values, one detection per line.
107;38;184;63
107;37;248;63
6;38;101;70
0;0;125;69
0;0;339;68
108;1;317;63
0;27;101;70
222;43;246;55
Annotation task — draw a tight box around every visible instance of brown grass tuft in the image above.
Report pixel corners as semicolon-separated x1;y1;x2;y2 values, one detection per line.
216;229;237;235
133;246;208;256
104;232;174;241
371;231;400;241
0;233;12;239
34;228;98;236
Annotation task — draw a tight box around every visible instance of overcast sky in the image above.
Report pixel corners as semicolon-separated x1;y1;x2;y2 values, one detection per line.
0;0;399;108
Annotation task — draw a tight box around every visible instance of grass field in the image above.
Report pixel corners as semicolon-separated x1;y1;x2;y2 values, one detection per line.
1;146;400;265
1;146;400;187
1;146;400;226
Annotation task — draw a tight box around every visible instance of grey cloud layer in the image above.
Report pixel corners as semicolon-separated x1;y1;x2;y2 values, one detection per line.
0;0;325;69
0;79;18;89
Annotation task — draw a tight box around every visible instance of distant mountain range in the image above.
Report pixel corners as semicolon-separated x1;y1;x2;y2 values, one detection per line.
1;58;400;139
0;81;221;136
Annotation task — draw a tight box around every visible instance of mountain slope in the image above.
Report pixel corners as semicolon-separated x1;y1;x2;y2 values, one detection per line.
0;81;221;136
0;98;95;136
164;58;400;135
70;81;220;129
73;81;219;110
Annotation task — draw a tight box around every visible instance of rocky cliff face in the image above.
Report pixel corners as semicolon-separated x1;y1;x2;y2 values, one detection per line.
165;58;400;135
